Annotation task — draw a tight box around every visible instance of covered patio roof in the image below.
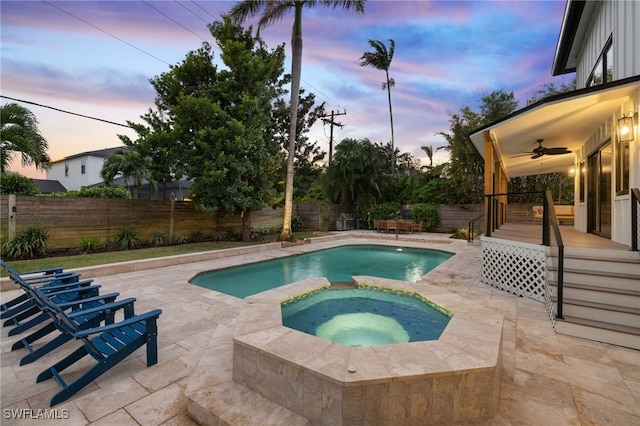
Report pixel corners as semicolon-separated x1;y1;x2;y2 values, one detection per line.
468;76;640;178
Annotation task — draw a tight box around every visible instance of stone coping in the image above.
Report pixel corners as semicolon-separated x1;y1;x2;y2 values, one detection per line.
235;276;504;386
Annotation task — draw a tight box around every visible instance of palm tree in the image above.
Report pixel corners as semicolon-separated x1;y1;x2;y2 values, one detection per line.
0;103;50;173
360;39;395;173
229;0;366;241
100;149;154;199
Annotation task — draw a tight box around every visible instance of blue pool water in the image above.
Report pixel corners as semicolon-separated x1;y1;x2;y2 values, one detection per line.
282;287;451;346
189;245;453;298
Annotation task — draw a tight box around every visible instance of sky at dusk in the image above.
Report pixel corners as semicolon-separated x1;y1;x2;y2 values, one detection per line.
1;0;574;179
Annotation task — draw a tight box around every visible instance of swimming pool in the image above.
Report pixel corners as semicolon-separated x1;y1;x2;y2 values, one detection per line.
189;245;453;298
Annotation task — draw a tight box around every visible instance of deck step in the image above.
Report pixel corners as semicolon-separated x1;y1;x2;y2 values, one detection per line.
555;316;640;350
550;284;640;309
553;298;640;327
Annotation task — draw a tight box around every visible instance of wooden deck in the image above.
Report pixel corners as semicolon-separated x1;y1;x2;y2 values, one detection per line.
489;223;631;251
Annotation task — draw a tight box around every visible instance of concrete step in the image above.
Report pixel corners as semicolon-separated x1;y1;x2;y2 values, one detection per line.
555;317;640;350
549;283;640;308
550;269;639;292
554;298;640;328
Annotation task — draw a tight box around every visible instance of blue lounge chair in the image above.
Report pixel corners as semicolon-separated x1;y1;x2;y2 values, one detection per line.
36;292;161;406
4;280;101;336
1;260;82;319
12;291;135;366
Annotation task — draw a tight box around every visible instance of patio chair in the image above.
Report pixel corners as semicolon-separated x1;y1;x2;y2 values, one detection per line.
1;260;81;319
385;220;398;233
36;294;162;406
4;280;101;336
12;288;132;366
397;220;411;234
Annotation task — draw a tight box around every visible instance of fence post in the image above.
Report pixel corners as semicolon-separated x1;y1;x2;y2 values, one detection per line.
169;200;175;241
8;194;17;239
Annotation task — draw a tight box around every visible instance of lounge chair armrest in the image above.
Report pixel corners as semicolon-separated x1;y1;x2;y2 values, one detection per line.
34;278;93;293
73;309;162;338
20;272;79;284
15;266;66;276
40;282;99;298
66;297;137;319
56;293;121;310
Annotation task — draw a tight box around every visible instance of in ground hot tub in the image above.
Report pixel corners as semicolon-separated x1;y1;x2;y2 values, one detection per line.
231;276;504;424
281;287;451;347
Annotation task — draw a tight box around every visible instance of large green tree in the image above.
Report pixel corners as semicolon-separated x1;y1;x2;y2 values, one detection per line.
122;18;287;241
0;103;50;173
229;0;366;241
360;39;396;173
322;138;388;205
438;90;518;203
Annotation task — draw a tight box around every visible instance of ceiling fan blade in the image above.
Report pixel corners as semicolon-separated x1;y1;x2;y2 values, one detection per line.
510;153;534;158
530;152;544;159
544;148;571;155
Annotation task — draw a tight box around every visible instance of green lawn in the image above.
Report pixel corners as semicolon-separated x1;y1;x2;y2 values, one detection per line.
2;232;319;276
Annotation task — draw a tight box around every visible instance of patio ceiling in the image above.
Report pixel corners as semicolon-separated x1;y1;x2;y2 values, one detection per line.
468;76;640;178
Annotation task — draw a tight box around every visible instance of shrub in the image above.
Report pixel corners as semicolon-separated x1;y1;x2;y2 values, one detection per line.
0;172;41;195
80;236;101;251
48;187;131;198
115;227;139;250
291;214;305;232
173;235;188;244
189;230;205;242
148;232;168;247
411;203;440;231
1;227;50;259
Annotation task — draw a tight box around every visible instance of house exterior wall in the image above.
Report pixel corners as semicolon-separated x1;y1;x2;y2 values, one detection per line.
575;1;640;87
570;1;639;246
47;155;107;190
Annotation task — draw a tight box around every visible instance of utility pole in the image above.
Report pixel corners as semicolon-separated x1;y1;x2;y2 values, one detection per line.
320;109;346;165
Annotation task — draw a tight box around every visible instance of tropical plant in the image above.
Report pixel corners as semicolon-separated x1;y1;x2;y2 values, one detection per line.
360;39;395;173
0;103;50;173
100;148;154;199
1;227;50;259
229;0;366;242
0;171;41;195
80;236;101;251
322;138;388;205
148;232;169;247
115;227;139;250
411;203;440;231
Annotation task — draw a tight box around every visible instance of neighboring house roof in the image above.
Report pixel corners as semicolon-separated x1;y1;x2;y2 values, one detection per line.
49;146;127;164
31;179;67;194
468;75;640;178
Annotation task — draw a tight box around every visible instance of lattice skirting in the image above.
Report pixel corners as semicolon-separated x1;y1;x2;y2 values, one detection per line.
480;237;548;303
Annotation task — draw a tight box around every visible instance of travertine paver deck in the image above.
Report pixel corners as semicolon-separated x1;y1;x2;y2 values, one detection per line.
1;231;638;425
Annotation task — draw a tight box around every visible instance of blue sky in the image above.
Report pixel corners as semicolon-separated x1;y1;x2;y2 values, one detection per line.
1;0;573;178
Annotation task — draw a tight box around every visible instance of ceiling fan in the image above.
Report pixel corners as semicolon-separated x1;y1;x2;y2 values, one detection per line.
514;139;572;159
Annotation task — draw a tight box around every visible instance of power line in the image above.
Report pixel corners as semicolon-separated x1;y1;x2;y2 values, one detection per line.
175;1;211;25
0;95;132;128
142;1;209;42
42;1;171;66
190;1;217;19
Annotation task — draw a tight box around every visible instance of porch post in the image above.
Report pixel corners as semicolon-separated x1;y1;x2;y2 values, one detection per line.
484;131;494;236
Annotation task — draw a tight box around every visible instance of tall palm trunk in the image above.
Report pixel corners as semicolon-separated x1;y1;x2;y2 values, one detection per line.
385;68;395;174
281;3;303;242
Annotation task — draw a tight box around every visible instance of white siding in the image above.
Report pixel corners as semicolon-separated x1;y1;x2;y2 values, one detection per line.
46;155;107;190
575;0;640;87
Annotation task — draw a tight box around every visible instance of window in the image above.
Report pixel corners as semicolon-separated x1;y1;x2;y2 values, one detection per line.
81;158;86;175
616;138;630;195
586;36;613;87
64;162;69;177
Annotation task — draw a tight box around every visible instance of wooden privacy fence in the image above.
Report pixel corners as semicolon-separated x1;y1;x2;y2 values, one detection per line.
0;195;482;249
0;195;349;249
